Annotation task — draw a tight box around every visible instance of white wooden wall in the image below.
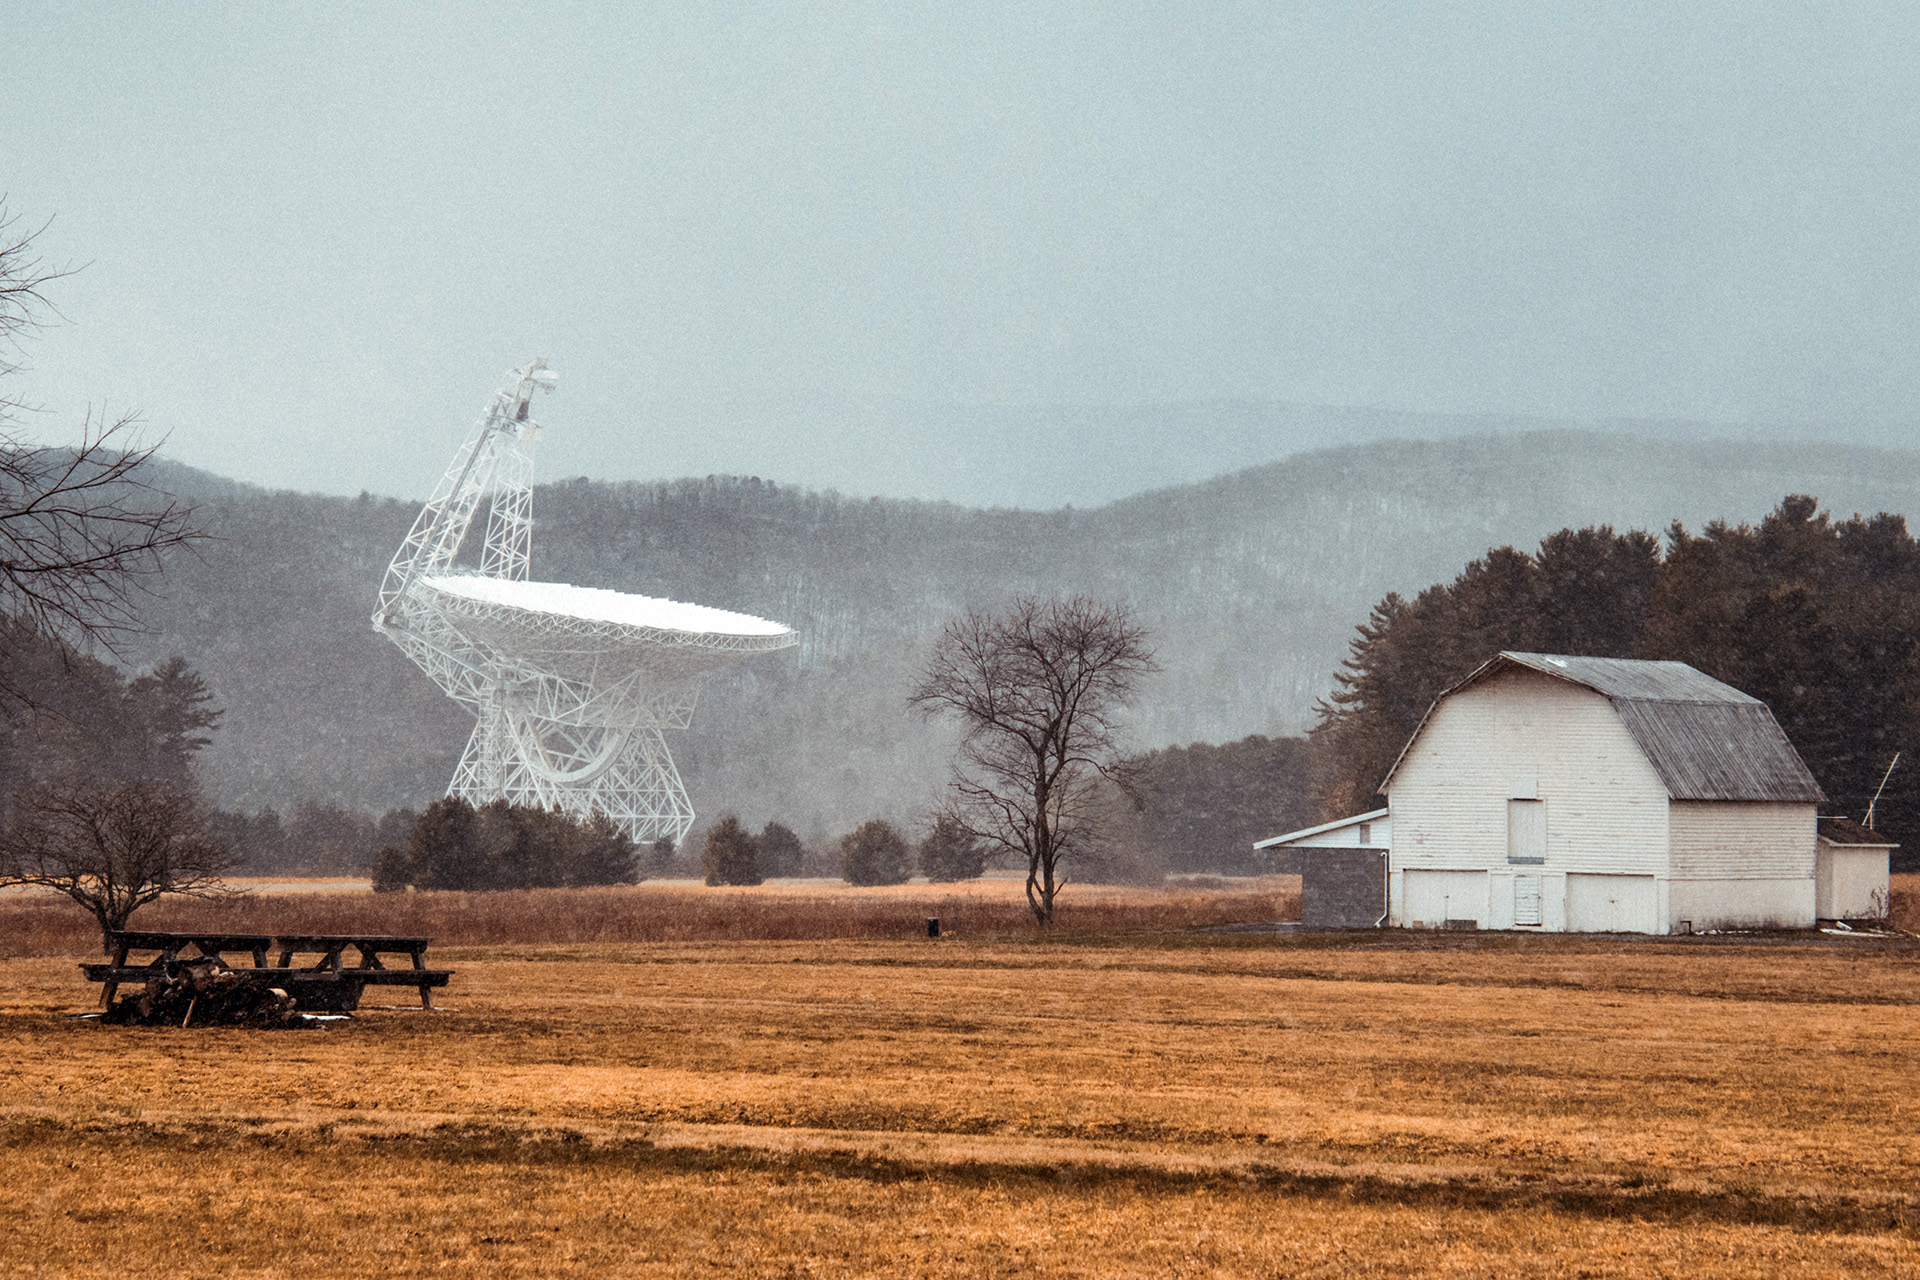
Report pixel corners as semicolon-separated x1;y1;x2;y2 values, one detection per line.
1814;844;1890;921
1288;815;1392;848
1669;800;1816;929
1386;669;1670;930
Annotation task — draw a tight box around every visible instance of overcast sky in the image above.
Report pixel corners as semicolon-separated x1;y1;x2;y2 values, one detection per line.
6;3;1919;506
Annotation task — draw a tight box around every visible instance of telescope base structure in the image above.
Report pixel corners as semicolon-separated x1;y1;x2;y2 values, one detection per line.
375;361;797;854
447;697;700;846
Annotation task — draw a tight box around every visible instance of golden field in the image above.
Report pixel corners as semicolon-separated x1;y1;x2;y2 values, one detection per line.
1;876;1917;1278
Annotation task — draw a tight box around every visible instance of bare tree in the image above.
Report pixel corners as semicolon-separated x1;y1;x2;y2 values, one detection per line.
911;596;1156;924
0;199;201;660
0;781;238;947
0;200;73;374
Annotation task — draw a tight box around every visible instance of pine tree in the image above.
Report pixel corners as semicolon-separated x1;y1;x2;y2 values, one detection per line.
841;819;911;886
917;815;986;881
756;821;804;878
409;797;482;890
703;815;762;885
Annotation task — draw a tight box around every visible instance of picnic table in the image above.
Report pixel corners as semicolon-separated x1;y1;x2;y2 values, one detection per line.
82;931;453;1012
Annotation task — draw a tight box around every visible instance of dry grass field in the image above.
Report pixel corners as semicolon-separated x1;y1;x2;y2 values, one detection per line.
0;874;1302;955
1;876;1916;1277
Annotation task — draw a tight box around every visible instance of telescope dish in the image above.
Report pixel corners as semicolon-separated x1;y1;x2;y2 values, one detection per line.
424;576;793;639
372;358;797;843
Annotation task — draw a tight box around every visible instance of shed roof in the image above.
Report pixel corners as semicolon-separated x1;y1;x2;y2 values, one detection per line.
1381;652;1825;803
1253;807;1388;850
1817;816;1899;847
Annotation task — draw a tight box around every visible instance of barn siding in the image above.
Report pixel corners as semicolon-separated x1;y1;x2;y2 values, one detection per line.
1814;844;1890;920
1288;816;1392;848
1388;670;1670;932
1668;802;1815;879
1666;800;1815;930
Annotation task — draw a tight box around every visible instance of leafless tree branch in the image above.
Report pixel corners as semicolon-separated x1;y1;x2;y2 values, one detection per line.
0;780;240;949
911;595;1156;924
0;198;204;663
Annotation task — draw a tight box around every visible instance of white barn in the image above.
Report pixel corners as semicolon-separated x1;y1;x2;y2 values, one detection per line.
1380;652;1826;934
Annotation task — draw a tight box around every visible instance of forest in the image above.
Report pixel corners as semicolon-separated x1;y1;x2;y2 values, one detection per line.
1314;497;1920;866
116;433;1920;849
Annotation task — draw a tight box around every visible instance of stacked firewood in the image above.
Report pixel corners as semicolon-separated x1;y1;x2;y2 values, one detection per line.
102;958;313;1028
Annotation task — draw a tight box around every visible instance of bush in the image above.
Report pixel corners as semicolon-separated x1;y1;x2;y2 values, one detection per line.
385;797;638;891
646;838;677;878
841;819;912;886
371;845;410;894
703;815;762;886
757;821;805;878
918;816;986;882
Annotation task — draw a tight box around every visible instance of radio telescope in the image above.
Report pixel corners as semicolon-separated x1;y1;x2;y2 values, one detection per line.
372;358;797;843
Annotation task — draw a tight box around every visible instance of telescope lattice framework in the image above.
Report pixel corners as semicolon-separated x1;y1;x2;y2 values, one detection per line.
373;359;797;844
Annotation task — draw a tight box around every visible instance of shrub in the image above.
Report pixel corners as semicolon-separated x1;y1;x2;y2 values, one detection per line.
409;797;483;890
841;819;912;886
371;845;410;893
390;798;637;891
703;815;762;886
918;816;986;882
757;821;805;878
646;838;677;878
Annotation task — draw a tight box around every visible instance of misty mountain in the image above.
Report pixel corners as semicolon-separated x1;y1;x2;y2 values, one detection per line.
125;430;1920;840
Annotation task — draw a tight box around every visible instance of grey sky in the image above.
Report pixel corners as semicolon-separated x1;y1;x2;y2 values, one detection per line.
6;2;1919;506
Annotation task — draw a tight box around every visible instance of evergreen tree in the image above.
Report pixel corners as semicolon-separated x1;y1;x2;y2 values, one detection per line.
1643;498;1920;857
1313;497;1920;867
399;797;643;890
703;815;762;885
565;812;637;886
209;806;287;873
1128;734;1315;874
917;815;986;881
409;797;482;890
371;845;410;893
117;657;222;786
756;821;804;878
841;819;911;886
1313;526;1668;818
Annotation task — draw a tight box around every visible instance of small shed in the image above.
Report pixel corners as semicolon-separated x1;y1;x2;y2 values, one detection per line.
1254;808;1389;928
1815;817;1895;922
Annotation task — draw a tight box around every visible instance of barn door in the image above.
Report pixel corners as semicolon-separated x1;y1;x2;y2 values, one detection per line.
1512;875;1543;924
1512;875;1542;926
1404;870;1490;928
1566;874;1658;934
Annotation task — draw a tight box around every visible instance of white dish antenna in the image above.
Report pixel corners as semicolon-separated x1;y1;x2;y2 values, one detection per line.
372;358;797;843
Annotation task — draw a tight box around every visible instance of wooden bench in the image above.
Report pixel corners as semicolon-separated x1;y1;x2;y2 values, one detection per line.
84;932;453;1013
269;935;452;1011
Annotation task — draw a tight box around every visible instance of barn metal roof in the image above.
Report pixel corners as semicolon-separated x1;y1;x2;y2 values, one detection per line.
1492;653;1762;704
1380;651;1825;803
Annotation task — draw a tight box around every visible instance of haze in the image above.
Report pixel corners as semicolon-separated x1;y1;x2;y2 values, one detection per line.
7;2;1919;507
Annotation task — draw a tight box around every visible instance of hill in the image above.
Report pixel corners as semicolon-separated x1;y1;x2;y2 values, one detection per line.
123;431;1920;839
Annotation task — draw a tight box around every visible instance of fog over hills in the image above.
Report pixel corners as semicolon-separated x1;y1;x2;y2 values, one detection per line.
127;430;1920;839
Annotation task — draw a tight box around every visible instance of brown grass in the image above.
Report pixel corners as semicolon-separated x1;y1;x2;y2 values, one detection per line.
3;922;1919;1276
0;876;1302;956
1890;871;1919;932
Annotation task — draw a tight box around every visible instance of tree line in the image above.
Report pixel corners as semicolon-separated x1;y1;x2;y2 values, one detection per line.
372;797;639;892
1313;496;1920;866
699;813;990;886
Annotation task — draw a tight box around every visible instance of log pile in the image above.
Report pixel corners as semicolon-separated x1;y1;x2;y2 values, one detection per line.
101;958;316;1028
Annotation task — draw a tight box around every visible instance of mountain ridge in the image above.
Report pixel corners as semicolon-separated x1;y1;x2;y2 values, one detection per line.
119;430;1920;839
